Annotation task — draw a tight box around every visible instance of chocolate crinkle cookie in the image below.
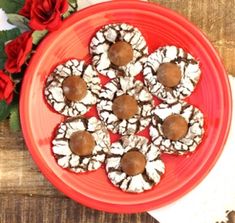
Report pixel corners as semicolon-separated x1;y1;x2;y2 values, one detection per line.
52;117;110;173
150;100;204;155
90;23;148;78
97;76;154;135
144;45;201;103
105;135;165;193
44;59;101;117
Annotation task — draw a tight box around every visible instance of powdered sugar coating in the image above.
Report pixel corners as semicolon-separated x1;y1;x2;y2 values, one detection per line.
90;23;148;78
150;101;204;155
144;46;201;103
106;135;165;193
52;117;110;173
45;59;101;117
97;77;154;135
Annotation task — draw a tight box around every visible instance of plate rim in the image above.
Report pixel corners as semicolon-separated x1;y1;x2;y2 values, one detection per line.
20;0;232;213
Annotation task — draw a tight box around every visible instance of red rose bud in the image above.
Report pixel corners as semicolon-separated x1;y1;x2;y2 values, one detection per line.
29;0;69;31
0;71;14;104
4;31;33;74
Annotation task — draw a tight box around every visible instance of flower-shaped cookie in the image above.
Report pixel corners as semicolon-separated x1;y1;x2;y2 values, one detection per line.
106;135;165;193
150;101;204;155
90;23;148;78
52;117;110;173
144;46;201;103
97;77;154;135
45;59;100;117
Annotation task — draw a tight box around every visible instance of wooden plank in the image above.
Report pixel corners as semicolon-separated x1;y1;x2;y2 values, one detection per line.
0;194;159;223
151;0;235;75
0;121;61;196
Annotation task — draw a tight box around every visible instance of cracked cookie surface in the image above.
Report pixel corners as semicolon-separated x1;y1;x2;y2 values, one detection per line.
97;77;154;135
45;59;100;117
90;23;148;78
144;45;201;103
150;101;204;155
106;135;165;193
52;117;110;173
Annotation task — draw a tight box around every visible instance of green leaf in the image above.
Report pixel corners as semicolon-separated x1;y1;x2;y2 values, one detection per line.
9;103;21;132
0;100;10;121
0;28;21;69
0;54;7;71
62;10;71;19
32;30;48;45
7;14;30;33
0;0;24;14
67;0;78;12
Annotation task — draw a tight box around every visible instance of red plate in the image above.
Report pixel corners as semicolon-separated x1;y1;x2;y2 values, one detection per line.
20;1;232;213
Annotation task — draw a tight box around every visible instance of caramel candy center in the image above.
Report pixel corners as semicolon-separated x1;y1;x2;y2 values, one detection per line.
108;41;133;66
62;76;87;101
69;131;95;156
162;114;188;141
112;94;138;120
121;150;146;176
157;62;181;88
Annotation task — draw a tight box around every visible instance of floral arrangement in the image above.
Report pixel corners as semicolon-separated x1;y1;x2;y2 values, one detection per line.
0;0;80;131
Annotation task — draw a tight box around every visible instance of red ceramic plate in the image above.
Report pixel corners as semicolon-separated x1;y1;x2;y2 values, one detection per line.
20;1;232;213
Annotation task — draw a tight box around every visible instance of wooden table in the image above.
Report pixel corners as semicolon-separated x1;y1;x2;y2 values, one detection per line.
0;0;234;222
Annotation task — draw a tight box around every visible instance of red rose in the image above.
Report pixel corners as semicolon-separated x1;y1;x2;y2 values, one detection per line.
29;0;68;31
0;71;14;104
19;0;32;18
4;31;33;74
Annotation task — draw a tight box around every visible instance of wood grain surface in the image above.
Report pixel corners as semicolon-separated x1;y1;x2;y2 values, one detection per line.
0;0;234;223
